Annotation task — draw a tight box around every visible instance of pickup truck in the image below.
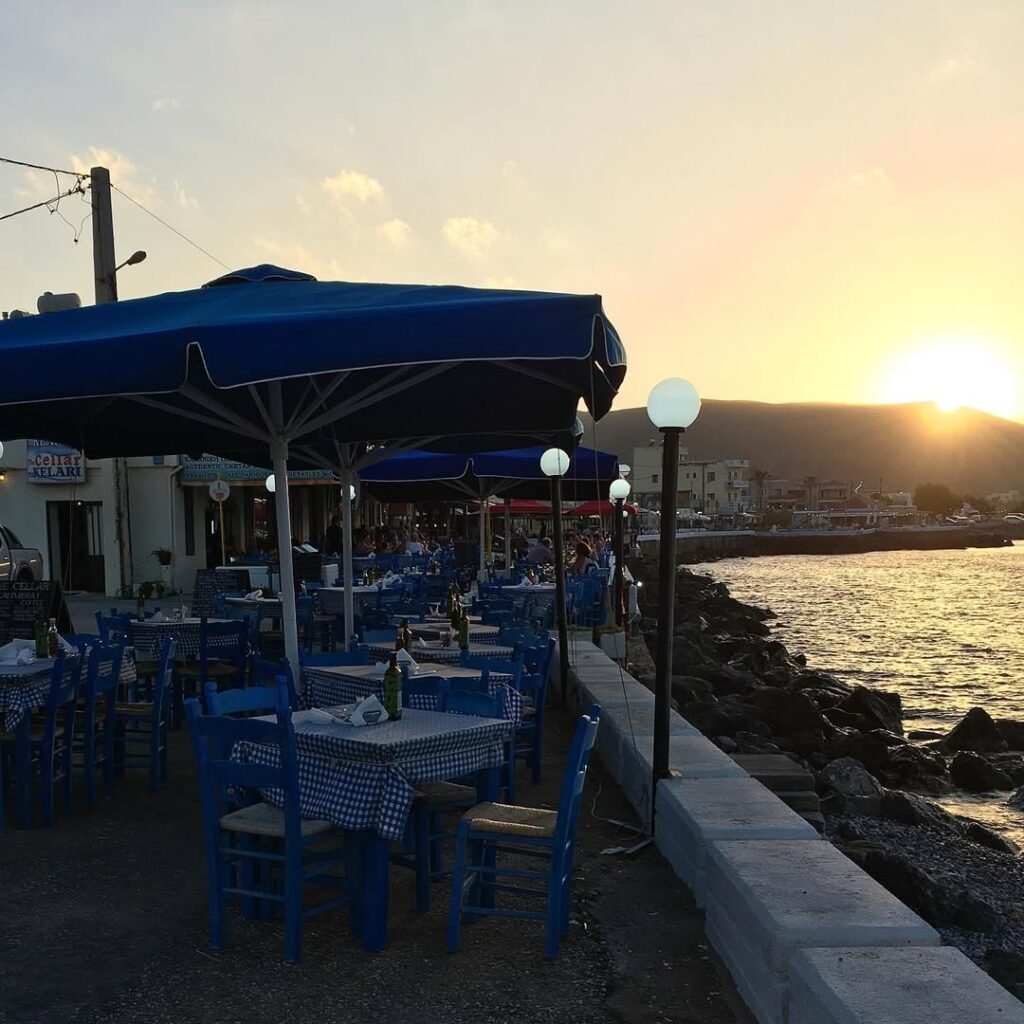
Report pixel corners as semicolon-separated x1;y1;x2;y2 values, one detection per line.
0;524;44;582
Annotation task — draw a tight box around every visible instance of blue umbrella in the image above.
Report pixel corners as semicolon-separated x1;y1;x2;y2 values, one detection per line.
0;266;626;670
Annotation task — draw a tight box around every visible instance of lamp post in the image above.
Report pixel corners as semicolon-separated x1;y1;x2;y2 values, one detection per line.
540;447;571;704
647;378;701;826
609;476;631;627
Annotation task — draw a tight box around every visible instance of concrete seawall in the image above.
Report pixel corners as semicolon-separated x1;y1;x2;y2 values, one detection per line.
638;525;1011;564
567;640;1024;1024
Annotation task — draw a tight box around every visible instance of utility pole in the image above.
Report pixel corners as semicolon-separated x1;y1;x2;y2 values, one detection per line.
91;165;133;597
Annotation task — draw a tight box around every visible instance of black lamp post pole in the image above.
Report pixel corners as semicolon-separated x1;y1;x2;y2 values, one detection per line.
652;427;682;825
613;498;625;627
550;475;570;704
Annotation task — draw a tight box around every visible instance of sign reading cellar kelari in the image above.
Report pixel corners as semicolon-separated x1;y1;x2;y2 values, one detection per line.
25;439;84;484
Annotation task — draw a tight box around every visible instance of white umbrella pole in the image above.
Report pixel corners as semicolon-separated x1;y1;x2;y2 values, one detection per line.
504;499;512;575
341;466;355;651
478;500;487;577
270;438;301;680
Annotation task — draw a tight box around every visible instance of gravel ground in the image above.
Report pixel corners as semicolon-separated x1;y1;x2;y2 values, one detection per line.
827;813;1024;964
0;703;751;1024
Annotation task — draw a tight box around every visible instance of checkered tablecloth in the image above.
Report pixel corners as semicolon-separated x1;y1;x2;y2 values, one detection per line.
0;648;137;730
302;663;523;722
128;618;236;659
365;642;514;664
403;622;502;644
234;708;509;840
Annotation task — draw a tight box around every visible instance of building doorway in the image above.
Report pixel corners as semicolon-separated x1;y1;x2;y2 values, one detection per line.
46;500;105;592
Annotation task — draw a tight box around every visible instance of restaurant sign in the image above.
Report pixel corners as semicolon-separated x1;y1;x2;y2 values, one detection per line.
25;440;85;484
180;454;333;483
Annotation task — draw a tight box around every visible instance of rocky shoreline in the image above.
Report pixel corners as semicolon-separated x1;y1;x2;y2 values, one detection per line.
631;560;1024;998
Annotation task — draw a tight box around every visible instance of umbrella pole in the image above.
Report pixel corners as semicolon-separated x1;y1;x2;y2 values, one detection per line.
270;437;301;681
504;499;511;575
550;476;570;705
341;466;355;651
479;500;486;578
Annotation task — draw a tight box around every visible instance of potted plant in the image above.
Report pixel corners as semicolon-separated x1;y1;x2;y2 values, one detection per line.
152;548;173;567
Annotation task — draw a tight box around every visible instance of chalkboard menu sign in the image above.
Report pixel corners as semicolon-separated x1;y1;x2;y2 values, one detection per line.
293;553;322;591
192;568;250;617
0;579;72;644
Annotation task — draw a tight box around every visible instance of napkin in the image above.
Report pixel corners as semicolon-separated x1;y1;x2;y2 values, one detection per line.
245;590;263;601
416;637;427;648
150;611;168;623
371;661;388;677
395;648;417;669
0;639;36;666
350;694;388;727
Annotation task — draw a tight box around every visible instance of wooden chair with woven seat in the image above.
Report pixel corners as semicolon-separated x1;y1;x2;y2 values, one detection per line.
175;620;247;724
76;640;126;805
114;638;177;791
447;703;600;958
0;650;84;827
184;692;355;962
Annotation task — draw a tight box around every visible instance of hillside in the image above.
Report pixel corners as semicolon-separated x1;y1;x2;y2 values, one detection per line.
581;400;1024;495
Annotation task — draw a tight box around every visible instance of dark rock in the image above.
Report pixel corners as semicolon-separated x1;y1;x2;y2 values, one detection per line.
793;653;807;666
712;735;738;754
876;745;950;794
997;719;1024;751
987;753;1024;785
835;686;904;736
986;951;1024;1001
1008;786;1024;810
817;757;883;814
690;662;760;696
744;688;834;734
827;729;893;771
791;670;853;697
684;701;771;738
822;706;868;729
799;688;847;711
962;820;1019;855
671;637;710;675
950;751;1014;791
879;789;959;830
941;707;1007;753
779;729;832;757
907;729;945;740
670;675;715;707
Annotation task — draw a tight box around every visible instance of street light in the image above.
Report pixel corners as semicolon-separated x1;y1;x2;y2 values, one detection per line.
540;446;571;703
342;484;356;501
647;378;701;827
114;250;147;273
609;476;631;626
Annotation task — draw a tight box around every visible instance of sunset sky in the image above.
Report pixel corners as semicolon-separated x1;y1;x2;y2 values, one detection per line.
4;1;1024;420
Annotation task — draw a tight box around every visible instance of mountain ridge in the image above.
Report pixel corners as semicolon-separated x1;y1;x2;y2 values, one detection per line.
581;400;1024;495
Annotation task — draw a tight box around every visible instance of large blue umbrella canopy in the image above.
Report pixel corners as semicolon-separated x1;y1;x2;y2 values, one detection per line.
0;265;626;670
359;446;620;503
0;265;625;458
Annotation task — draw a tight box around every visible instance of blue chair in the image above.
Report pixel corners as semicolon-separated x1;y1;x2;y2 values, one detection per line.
115;638;177;791
250;657;298;710
1;650;83;827
176;619;248;721
78;641;125;806
184;695;354;962
204;680;291;718
438;685;517;803
95;612;134;642
514;638;555;784
401;670;449;710
361;628;397;644
446;704;601;958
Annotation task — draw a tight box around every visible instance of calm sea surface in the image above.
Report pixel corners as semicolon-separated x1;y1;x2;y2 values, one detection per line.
695;544;1024;837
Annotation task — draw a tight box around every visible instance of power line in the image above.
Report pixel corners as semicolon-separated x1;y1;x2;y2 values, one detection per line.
0;155;87;177
110;182;231;271
0;181;87;223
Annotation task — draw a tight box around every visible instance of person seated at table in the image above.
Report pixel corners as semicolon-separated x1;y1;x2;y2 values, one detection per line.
527;536;554;565
572;540;598;575
354;527;374;556
374;529;390;554
405;531;425;555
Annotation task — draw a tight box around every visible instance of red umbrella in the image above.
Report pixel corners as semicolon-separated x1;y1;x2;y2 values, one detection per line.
565;499;637;517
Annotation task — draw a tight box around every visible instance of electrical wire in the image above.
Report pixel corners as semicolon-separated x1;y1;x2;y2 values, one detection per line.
110;182;231;271
0;156;87;177
0;181;87;223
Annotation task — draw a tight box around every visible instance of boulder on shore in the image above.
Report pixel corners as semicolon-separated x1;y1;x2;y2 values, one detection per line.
941;707;1008;753
817;757;883;815
949;751;1014;792
835;686;904;736
878;789;959;831
997;718;1024;751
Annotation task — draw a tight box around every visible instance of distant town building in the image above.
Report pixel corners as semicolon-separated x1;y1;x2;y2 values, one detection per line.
631;441;751;513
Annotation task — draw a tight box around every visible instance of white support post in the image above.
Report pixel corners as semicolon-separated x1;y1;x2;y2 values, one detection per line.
270;436;301;679
504;499;512;576
340;465;355;651
478;500;487;577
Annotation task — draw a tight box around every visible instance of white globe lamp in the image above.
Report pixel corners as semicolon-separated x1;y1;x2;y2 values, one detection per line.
265;473;276;493
342;484;356;501
0;441;4;461
609;478;631;502
646;378;701;430
539;447;570;478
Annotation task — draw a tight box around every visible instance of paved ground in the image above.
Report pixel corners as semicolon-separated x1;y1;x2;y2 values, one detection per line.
0;706;751;1024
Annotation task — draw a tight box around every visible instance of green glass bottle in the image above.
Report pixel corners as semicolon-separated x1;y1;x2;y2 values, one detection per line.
383;653;402;720
34;616;47;659
401;618;412;651
458;607;470;651
450;589;461;630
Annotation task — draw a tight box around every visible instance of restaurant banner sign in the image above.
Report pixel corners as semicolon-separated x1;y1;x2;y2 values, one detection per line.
25;440;85;484
180;454;333;483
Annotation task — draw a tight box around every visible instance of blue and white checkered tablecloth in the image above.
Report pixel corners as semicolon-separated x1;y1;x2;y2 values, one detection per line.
234;709;509;840
401;622;502;645
302;663;523;722
128;618;237;659
0;649;137;730
365;642;514;664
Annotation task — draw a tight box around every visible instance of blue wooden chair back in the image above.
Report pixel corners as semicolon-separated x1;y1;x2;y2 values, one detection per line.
199;619;247;675
299;648;369;668
96;612;134;642
400;669;449;709
44;651;83;740
185;695;301;843
437;688;503;719
204;680;291;717
552;704;601;851
361;628;396;644
150;637;179;720
67;634;102;650
459;652;524;689
250;657;298;709
83;641;125;701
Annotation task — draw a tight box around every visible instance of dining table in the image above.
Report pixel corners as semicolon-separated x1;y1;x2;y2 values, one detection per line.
235;707;510;951
301;661;523;721
128;617;233;658
364;640;515;665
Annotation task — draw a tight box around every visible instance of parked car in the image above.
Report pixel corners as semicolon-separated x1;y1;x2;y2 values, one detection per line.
0;524;44;582
1004;514;1024;524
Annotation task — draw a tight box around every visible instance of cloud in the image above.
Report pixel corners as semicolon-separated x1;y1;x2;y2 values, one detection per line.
69;146;158;204
929;54;979;83
250;236;345;280
173;180;199;210
12;169;54;201
152;97;179;111
377;218;412;250
442;216;499;258
321;169;384;204
818;167;894;201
